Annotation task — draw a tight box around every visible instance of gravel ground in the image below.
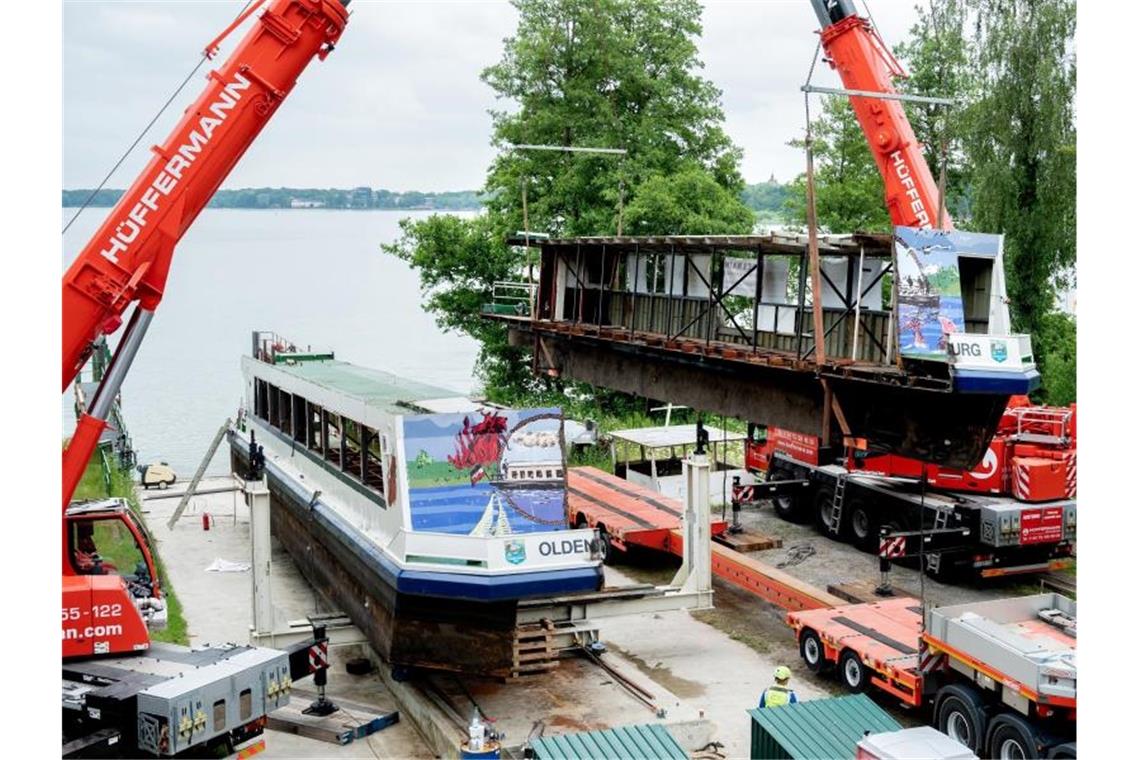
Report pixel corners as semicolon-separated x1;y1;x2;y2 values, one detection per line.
613;497;1067;728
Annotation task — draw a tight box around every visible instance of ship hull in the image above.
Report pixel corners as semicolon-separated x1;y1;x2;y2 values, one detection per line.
230;434;602;676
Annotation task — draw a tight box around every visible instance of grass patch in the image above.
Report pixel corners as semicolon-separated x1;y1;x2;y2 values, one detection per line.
69;448;190;645
691;607;772;655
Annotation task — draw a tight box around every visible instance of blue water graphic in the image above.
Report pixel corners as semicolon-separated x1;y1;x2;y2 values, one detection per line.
409;483;568;535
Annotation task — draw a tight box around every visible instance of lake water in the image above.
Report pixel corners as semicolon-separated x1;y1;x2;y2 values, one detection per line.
63;209;481;476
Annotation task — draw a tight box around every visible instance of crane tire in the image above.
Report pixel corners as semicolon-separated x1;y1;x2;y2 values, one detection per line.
770;465;809;523
813;486;841;538
846;497;878;552
935;683;989;755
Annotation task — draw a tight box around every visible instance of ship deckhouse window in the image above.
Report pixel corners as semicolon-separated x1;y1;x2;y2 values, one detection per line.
292;396;307;444
342;418;362;475
308;402;324;455
278;390;292;436
267;383;278;427
255;379;269;420
362;425;386;498
326;412;344;468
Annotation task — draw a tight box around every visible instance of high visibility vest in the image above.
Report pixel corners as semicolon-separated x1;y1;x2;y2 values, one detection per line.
762;685;792;708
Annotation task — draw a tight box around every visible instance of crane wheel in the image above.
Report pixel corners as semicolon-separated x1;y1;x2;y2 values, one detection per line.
986;712;1044;759
799;628;830;674
770;465;810;523
813;487;843;540
846;498;878;552
935;683;989;755
838;649;868;693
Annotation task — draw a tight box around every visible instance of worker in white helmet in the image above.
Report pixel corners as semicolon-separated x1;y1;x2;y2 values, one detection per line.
758;665;798;708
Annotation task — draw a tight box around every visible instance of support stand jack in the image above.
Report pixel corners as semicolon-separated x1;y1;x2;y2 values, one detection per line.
302;624;339;717
874;556;894;597
728;476;743;535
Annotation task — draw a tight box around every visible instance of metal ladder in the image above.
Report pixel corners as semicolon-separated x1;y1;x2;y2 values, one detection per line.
925;507;952;575
828;475;847;534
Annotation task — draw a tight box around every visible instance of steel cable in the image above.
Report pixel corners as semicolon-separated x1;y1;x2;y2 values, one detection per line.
63;0;255;233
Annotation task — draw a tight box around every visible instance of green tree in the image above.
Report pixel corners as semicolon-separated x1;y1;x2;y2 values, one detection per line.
895;0;971;218
963;0;1075;341
624;167;755;235
385;0;751;401
784;96;892;233
1033;311;1076;406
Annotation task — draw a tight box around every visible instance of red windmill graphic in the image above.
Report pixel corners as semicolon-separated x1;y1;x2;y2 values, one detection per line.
448;411;509;485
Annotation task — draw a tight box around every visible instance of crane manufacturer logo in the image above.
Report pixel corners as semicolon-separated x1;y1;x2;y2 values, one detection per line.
99;72;253;265
890;150;932;229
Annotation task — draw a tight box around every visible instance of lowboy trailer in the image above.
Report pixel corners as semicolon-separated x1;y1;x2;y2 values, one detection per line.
788;593;1076;759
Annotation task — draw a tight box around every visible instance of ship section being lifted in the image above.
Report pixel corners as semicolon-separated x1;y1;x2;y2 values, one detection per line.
488;231;1038;468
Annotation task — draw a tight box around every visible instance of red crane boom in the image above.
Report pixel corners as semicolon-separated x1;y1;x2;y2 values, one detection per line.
62;0;349;510
810;0;951;231
61;0;349;659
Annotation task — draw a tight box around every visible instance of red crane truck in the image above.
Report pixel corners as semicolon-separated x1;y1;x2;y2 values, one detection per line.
62;1;349;755
742;396;1076;579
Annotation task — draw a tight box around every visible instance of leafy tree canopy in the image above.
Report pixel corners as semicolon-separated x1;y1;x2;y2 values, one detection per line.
386;0;752;400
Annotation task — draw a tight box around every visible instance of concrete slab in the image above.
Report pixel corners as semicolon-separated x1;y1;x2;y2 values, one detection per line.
598;566;828;758
137;476;916;759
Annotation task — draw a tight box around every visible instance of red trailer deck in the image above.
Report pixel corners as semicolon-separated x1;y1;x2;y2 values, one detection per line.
788;598;925;705
787;594;1077;757
566;466;727;555
567;467;845;611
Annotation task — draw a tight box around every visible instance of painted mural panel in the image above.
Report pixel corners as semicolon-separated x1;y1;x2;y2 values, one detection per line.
402;407;568;536
895;227;1002;360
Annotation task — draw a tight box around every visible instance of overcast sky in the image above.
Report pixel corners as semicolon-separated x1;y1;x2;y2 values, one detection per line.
63;0;919;191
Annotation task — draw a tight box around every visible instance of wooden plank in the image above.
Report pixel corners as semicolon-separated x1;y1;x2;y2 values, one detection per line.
713;529;782;553
167;418;231;528
827;580;920;605
667;529;846;611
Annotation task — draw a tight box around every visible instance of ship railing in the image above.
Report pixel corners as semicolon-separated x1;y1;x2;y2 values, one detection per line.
482;281;537;318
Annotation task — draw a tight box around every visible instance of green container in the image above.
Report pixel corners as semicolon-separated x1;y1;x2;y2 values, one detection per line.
748;694;903;760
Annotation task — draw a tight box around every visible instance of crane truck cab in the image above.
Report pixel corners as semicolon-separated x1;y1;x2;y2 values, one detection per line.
63;499;166;657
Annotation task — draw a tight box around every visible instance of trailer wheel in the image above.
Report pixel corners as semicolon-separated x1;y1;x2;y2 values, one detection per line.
935;683;989;754
799;628;828;673
813;486;842;538
845;497;878;552
838;649;868;692
596;525;615;565
770;465;810;523
575;514;588;529
986;713;1044;759
1046;742;1077;759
